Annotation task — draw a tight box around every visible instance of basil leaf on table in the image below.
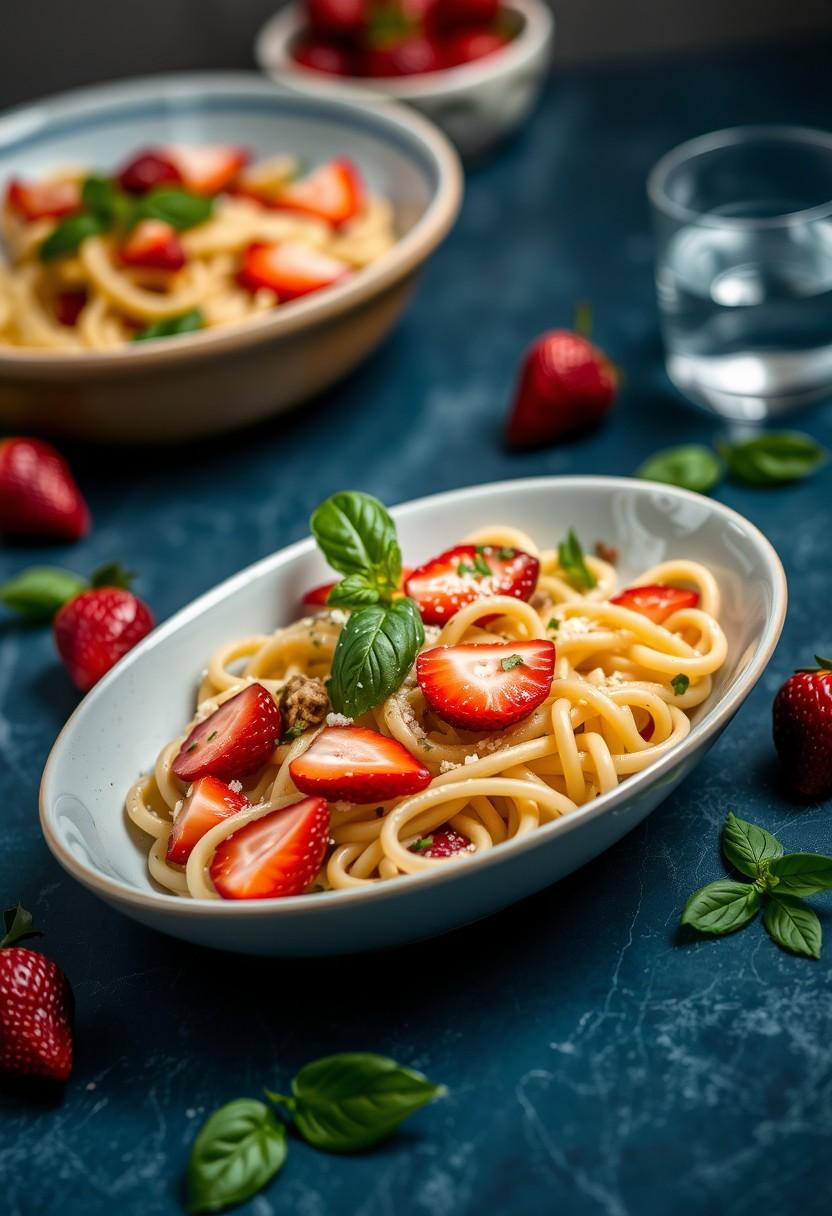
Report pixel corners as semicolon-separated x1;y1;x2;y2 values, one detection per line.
136;187;213;231
557;529;596;592
0;566;87;621
763;894;822;959
311;491;401;592
187;1099;287;1214
269;1052;445;1152
720;810;783;879
767;853;832;896
133;309;204;342
328;597;424;719
326;575;381;609
636;445;722;494
718;432;826;486
39;213;104;261
681;879;761;935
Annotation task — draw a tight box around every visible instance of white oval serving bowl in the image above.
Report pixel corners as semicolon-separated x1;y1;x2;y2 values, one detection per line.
40;476;786;957
255;0;555;158
0;73;462;443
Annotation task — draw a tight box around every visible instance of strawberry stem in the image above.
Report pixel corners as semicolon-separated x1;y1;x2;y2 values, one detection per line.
0;903;43;950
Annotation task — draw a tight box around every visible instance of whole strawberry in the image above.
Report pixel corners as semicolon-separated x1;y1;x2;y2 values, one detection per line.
0;437;90;541
505;329;617;450
773;656;832;799
0;904;73;1082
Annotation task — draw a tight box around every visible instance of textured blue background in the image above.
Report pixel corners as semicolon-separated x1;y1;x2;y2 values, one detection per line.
2;40;832;1216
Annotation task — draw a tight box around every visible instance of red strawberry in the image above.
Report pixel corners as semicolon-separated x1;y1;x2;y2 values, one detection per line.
437;0;499;27
410;825;471;857
0;437;90;542
210;797;330;899
117;149;183;194
443;27;508;66
505;330;617;450
239;241;350;301
54;585;154;691
166;776;249;865
291;38;357;74
363;34;445;76
277;159;364;227
610;584;699;625
302;567;413;609
405;544;539;625
6;178;81;221
54;290;87;327
772;657;832;799
417;639;555;730
163;145;249;196
306;0;368;38
172;683;282;784
290;725;432;802
0;905;73;1083
120;219;186;270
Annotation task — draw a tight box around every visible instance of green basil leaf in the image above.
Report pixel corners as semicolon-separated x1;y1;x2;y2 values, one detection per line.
133;309;204;342
311;491;401;592
0;566;87;621
273;1052;445;1152
763;894;821;959
136;187;213;231
326;575;381;609
39;213;104;261
81;175;134;227
187;1099;286;1214
767;853;832;896
557;529;596;592
721;811;783;879
328;597;424;718
681;879;760;935
636;445;722;494
718;432;826;486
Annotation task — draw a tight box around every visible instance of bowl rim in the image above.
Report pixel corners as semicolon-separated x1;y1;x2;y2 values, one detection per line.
255;0;555;101
39;475;788;921
0;71;463;377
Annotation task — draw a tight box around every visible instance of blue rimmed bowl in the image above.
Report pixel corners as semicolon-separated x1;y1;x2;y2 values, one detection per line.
0;73;462;443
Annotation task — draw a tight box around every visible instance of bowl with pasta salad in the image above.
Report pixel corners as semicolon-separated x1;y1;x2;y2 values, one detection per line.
0;73;462;442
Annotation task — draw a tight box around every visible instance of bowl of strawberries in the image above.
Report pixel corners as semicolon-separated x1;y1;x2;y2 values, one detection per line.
256;0;554;156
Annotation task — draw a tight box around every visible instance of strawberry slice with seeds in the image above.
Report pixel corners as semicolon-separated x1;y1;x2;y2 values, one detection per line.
405;544;539;625
417;639;555;730
410;825;472;857
610;584;699;625
276;159;364;227
172;683;282;784
120;219;186;270
166;776;249;866
6;178;81;221
117;149;182;194
290;725;431;802
239;241;350;301
210;797;330;899
162;144;249;195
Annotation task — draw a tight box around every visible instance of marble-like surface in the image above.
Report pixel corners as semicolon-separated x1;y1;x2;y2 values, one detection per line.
2;39;831;1216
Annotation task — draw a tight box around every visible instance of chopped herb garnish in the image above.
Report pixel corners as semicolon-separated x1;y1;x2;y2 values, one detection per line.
547;617;560;633
472;554;491;578
185;740;199;753
281;720;308;743
410;836;434;852
501;654;525;671
206;730;217;742
671;673;690;696
457;561;477;577
496;547;515;559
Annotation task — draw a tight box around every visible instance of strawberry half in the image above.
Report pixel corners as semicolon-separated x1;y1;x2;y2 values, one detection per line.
166;776;249;866
172;683;282;784
443;28;509;66
209;797;329;899
291;38;358;75
6;178;81;221
290;725;432;802
117;149;183;194
54;586;154;692
120;219;186;270
239;241;350;301
610;584;699;625
405;544;539;625
0;905;73;1083
0;437;90;542
417;639;555;730
772;657;832;799
410;825;472;857
276;159;364;227
163;144;249;196
505;329;617;450
306;0;368;38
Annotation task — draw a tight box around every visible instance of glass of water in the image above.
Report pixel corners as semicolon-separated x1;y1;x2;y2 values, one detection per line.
648;125;832;421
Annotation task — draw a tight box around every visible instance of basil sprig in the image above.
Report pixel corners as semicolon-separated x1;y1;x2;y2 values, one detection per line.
636;445;721;494
309;491;424;717
717;432;826;486
557;529;596;591
39;213;105;261
133;309;204;342
681;812;832;958
187;1053;445;1212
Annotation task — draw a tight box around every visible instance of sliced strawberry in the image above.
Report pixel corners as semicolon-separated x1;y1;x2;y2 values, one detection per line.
362;34;446;76
276;159;364;227
443;28;509;67
172;683;282;784
610;585;699;625
55;290;87;327
6;178;81;221
405;544;539;625
117;149;182;194
417;639;555;731
163;144;249;196
302;567;413;609
410;825;472;857
120;219;186;270
291;38;358;75
209;797;329;899
165;776;249;866
238;241;350;302
290;725;431;803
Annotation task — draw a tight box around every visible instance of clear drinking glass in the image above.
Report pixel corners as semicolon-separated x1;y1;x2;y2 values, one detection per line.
648;126;832;421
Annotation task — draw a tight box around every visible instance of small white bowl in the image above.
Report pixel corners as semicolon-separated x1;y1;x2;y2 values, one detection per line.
40;477;786;957
255;0;555;157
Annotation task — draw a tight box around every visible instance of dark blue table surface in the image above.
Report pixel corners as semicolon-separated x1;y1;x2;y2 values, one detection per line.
3;38;832;1216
